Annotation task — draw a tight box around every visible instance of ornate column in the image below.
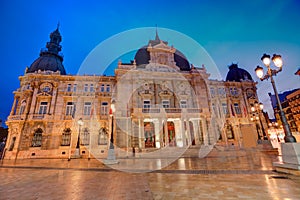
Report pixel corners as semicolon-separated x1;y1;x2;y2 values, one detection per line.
174;119;183;147
29;81;39;114
181;119;187;147
10;97;18;115
153;119;160;148
138;118;144;149
164;121;169;146
186;120;192;146
202;118;209;145
191;120;201;145
49;83;58;115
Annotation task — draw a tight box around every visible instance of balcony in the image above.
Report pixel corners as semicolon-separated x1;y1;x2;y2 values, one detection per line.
64;115;74;120
134;108;203;114
8;115;23;120
165;108;182;113
142;108;160;113
32;114;45;120
187;108;202;113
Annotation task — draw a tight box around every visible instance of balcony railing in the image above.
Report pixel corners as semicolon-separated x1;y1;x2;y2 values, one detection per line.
32;114;45;119
165;108;182;113
8;115;23;120
64;115;74;120
139;108;202;114
142;108;160;113
187;108;202;113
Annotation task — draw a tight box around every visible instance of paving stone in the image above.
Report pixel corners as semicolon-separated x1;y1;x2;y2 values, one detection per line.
0;147;299;199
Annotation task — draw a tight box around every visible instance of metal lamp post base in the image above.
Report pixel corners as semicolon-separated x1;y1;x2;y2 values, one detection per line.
103;149;119;165
284;135;297;143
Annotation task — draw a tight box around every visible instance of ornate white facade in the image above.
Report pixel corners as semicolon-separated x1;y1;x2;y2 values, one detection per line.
4;28;263;159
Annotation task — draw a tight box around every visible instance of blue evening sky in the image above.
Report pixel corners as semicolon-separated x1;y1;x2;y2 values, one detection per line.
1;0;300;126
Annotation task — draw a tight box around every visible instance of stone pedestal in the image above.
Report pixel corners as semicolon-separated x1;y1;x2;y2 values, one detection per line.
71;149;81;159
273;143;300;170
103;149;119;165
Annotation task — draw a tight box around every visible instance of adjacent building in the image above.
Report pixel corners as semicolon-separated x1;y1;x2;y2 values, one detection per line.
287;89;300;132
269;89;299;133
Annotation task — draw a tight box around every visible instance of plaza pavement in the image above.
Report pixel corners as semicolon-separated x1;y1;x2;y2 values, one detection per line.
0;144;300;200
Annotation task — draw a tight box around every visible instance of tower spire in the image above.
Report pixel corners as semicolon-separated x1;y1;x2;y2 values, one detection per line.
57;21;60;30
155;24;160;41
46;26;62;55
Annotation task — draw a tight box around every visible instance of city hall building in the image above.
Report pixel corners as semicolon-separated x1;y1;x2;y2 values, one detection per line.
4;27;264;159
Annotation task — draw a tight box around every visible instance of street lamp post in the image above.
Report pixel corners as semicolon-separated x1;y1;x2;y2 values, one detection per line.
76;118;84;157
255;53;296;143
250;102;267;140
110;100;115;150
103;99;118;164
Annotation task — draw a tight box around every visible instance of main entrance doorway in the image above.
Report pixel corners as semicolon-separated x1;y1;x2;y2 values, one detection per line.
144;122;155;148
168;122;176;147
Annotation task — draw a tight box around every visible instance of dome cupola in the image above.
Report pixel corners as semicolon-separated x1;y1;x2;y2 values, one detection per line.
225;63;253;82
134;30;190;71
26;25;66;75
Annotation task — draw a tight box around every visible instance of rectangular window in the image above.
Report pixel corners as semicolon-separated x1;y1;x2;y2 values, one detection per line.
98;133;108;145
67;84;72;92
222;103;229;115
162;100;170;108
84;102;92;115
106;84;110;92
143;100;151;109
73;84;77;92
101;102;108;115
100;84;105;92
212;103;218;117
180;100;187;108
26;83;31;90
19;101;26;115
32;131;42;147
230;88;238;96
84;84;89;92
61;130;71;146
81;128;90;145
210;87;215;97
90;84;94;92
234;103;241;114
218;88;226;97
38;102;48;114
66;102;75;116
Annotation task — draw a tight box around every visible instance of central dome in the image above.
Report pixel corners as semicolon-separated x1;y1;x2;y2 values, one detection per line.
134;33;190;71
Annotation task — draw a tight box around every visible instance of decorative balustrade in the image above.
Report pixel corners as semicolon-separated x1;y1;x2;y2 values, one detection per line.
142;108;160;113
165;108;182;113
32;114;45;119
8;115;23;120
136;108;203;114
187;108;202;113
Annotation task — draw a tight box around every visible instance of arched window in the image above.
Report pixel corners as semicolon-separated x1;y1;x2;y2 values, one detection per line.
61;128;71;146
81;128;90;145
19;100;26;115
98;127;108;145
32;128;43;147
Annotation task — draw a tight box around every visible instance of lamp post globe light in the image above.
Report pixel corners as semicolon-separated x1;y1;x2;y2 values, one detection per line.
255;54;296;143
